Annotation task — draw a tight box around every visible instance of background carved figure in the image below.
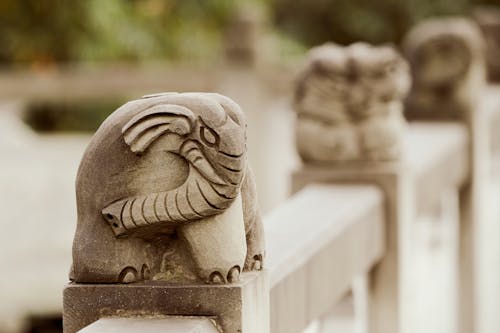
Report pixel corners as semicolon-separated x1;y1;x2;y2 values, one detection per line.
474;6;500;82
403;17;486;120
70;92;264;285
294;42;410;163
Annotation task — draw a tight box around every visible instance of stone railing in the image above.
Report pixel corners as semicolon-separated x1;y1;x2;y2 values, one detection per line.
61;19;500;333
62;94;500;333
0;63;293;102
63;116;488;333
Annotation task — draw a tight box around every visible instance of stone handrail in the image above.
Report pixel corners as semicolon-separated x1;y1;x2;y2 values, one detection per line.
266;184;385;333
69;120;471;333
0;64;294;102
60;39;499;333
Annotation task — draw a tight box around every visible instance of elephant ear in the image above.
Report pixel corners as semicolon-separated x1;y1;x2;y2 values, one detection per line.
122;104;195;155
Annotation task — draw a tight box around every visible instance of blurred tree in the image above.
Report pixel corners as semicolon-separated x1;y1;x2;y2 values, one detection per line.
270;0;498;47
2;0;499;66
77;0;237;63
0;1;88;66
477;0;500;4
0;0;241;66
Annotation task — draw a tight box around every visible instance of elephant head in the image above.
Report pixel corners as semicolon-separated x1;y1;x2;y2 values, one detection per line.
101;92;248;238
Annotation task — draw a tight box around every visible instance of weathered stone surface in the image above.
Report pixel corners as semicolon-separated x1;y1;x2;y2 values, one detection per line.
294;42;410;163
63;272;269;333
403;17;486;120
70;92;264;284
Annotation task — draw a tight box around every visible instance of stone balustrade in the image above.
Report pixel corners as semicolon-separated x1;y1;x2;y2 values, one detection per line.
59;31;500;333
2;15;500;333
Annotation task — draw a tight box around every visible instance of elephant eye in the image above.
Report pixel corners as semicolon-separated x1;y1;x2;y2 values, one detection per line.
200;126;218;147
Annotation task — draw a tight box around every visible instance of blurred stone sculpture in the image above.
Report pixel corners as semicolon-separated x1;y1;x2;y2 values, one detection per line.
224;4;264;66
294;42;410;163
474;6;500;81
70;92;264;285
403;17;486;120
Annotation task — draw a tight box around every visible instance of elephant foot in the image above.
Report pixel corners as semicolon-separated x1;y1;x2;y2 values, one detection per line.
118;267;139;283
118;264;151;283
208;265;241;284
227;266;240;283
209;271;225;284
245;254;263;271
141;264;151;280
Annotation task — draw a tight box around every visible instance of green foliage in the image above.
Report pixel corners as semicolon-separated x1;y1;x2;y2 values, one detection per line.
270;0;495;47
0;0;88;64
77;0;237;63
2;0;499;65
0;0;240;65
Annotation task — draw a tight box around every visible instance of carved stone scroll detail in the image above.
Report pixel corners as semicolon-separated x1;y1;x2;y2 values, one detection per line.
70;92;264;285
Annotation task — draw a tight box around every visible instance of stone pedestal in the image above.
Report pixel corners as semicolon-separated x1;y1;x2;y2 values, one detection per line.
63;271;269;333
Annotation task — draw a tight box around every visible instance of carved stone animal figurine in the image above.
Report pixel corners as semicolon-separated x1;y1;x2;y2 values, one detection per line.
294;42;410;163
403;17;486;120
70;92;264;284
474;6;500;81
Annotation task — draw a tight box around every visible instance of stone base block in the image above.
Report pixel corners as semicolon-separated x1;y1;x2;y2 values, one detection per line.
63;271;269;333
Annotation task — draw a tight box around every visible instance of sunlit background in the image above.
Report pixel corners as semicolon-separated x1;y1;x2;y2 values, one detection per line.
1;0;500;332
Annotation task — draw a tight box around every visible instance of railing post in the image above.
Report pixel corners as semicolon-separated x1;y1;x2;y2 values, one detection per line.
291;42;412;333
223;4;265;67
266;185;386;333
63;93;269;332
292;160;412;333
402;17;489;333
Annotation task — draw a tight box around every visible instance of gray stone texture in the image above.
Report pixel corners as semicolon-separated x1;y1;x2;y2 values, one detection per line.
70;93;264;284
64;272;269;333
